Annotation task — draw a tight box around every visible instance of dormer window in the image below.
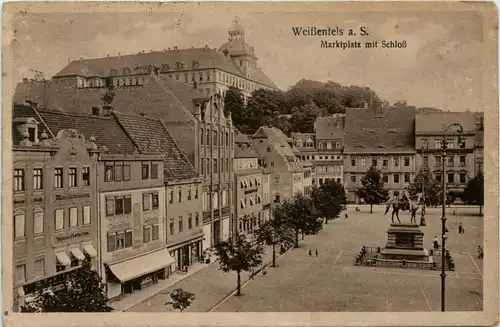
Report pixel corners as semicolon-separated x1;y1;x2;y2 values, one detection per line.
176;62;183;69
192;60;199;68
162;63;170;71
123;68;131;75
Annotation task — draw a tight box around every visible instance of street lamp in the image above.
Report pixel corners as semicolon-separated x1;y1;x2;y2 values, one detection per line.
440;122;464;312
420;143;429;226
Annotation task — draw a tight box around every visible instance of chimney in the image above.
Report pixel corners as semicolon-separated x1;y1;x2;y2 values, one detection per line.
204;44;209;51
106;54;110;58
25;100;38;109
168;47;171;51
363;101;369;109
174;46;178;51
22;78;28;82
139;113;147;117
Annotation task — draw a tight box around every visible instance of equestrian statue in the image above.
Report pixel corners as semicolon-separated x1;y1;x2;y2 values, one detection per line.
384;190;424;224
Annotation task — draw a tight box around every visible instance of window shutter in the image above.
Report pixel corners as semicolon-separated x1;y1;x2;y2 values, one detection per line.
125;230;133;247
107;234;116;252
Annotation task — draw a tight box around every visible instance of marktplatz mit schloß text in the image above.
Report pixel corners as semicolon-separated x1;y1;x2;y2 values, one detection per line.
320;40;408;49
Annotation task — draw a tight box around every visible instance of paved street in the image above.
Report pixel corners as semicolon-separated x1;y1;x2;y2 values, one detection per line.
128;205;483;312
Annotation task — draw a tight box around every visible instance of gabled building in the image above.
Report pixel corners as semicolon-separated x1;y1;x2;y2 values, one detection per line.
111;112;204;272
343;107;416;203
15;71;235;251
12;112;101;311
415;111;478;200
251;127;305;202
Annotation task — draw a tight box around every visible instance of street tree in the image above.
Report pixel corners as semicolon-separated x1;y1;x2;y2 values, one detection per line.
281;193;323;248
165;288;195;312
213;234;265;296
255;216;295;267
21;259;112;312
310;179;347;224
356;165;388;213
408;168;441;207
463;170;484;215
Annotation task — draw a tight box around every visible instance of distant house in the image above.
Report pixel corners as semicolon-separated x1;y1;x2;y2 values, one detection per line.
343;107;415;203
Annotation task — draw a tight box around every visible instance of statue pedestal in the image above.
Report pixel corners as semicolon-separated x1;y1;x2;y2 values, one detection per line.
380;223;430;261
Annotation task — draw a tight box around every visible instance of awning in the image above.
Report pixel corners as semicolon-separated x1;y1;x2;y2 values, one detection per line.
108;249;175;282
70;248;86;261
83;244;98;258
55;251;71;266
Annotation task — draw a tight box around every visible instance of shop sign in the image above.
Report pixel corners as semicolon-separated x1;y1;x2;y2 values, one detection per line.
55;194;90;201
14;199;26;205
55;230;90;243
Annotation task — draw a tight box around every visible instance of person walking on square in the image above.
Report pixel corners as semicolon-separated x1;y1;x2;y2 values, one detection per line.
458;222;463;234
433;236;439;250
345;212;348;219
315;249;318;257
309;249;312;256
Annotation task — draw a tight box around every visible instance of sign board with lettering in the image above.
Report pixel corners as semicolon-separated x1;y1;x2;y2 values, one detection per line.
55;194;90;201
54;229;91;244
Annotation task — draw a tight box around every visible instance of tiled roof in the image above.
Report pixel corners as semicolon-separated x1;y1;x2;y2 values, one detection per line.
13;74;200;121
415;112;477;134
54;48;278;89
291;132;315;142
253;126;297;158
112;112;199;182
235;143;258;158
344;107;415;154
235;131;251;144
13;104;137;154
315;115;345;140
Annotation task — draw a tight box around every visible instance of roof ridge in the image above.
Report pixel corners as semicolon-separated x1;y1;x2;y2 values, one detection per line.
110;113;142;154
37;107;114;120
113;110;165;123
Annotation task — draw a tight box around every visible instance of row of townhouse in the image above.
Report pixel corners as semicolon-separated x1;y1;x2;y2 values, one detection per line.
12;105;205;309
290;106;484;203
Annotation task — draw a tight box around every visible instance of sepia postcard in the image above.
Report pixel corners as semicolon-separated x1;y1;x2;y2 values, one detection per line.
2;1;498;327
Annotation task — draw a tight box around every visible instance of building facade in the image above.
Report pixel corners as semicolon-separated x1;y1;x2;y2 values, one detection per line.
251;127;304;203
110;111;205;273
344;107;416;202
234;142;264;238
12;119;99;310
99;154;170;299
415;111;478;199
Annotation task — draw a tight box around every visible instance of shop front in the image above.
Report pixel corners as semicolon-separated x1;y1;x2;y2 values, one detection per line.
168;237;203;272
105;248;175;299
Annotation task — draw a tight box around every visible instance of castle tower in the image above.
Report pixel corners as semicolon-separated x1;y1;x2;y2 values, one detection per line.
219;17;258;80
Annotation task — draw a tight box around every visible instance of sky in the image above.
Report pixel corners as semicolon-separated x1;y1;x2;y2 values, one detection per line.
6;3;488;111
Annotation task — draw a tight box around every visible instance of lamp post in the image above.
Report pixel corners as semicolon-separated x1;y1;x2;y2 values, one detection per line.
420;143;429;226
440;122;464;312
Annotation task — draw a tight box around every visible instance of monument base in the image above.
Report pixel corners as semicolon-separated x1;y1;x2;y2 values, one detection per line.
380;223;431;262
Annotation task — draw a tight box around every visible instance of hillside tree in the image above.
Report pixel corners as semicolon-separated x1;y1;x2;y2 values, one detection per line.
463;170;484;215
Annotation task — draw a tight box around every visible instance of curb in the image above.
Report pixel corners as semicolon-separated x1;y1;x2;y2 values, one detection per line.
207;245;295;312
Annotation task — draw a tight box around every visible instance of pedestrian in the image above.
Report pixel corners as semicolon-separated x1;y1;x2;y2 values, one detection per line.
309;249;312;256
345;213;348;219
433;236;439;250
315;249;318;257
458;222;463;234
